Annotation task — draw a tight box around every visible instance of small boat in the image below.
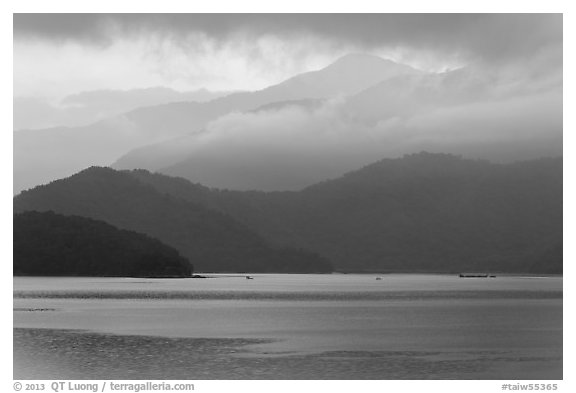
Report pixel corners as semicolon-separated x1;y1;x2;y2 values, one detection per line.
459;273;496;278
375;277;383;281
245;276;254;280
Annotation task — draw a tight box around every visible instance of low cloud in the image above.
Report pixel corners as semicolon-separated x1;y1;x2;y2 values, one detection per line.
14;14;562;98
163;69;561;191
15;14;561;65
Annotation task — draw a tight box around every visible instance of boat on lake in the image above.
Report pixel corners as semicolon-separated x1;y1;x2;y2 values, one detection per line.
459;273;496;278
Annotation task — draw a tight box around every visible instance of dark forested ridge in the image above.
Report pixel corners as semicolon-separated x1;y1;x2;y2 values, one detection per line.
126;152;563;274
14;211;192;277
14;153;562;274
13;167;332;273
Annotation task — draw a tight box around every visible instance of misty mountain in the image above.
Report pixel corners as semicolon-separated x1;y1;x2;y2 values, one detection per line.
14;99;224;194
13;167;332;273
14;54;422;195
14;87;234;131
343;67;491;124
343;63;562;125
112;54;423;172
113;63;561;192
15;119;160;195
191;53;421;113
257;53;423;99
126;153;562;274
62;87;231;109
14;211;192;277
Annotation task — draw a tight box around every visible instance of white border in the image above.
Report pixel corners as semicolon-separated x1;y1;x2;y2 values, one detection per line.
3;3;572;392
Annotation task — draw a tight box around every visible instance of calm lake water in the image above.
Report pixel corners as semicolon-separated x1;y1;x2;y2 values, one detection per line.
13;274;563;380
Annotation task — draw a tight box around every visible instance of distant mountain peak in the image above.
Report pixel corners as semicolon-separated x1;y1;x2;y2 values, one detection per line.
331;53;391;65
326;53;420;73
256;52;424;107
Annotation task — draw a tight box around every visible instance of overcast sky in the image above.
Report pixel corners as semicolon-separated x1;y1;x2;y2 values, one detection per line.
12;13;563;193
13;14;562;98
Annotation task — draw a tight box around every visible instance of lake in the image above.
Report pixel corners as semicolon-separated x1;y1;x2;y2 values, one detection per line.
13;274;563;379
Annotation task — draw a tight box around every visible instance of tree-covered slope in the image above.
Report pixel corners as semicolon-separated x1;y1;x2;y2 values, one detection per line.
13;167;332;273
14;211;192;277
127;153;562;274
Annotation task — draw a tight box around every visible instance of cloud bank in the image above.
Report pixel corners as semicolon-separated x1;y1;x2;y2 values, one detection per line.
14;14;562;98
162;68;562;191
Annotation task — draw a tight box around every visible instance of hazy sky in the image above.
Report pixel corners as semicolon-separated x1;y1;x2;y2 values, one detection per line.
14;14;562;98
12;13;563;193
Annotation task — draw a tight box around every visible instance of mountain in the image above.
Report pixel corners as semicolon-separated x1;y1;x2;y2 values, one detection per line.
15;54;423;195
14;87;234;130
112;54;423;172
14;96;220;194
113;64;562;192
343;68;487;124
125;153;562;274
13;167;332;273
256;53;423;99
14;211;192;277
15;119;144;194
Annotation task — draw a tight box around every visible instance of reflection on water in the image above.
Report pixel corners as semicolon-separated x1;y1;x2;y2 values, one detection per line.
13;274;563;380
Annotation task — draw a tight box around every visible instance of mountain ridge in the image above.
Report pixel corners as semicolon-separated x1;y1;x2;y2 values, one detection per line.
112;62;561;192
13;166;333;273
125;152;562;274
15;54;425;194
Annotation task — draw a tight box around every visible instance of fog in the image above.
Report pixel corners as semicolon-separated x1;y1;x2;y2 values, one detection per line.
160;72;561;190
14;14;561;97
13;14;562;193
